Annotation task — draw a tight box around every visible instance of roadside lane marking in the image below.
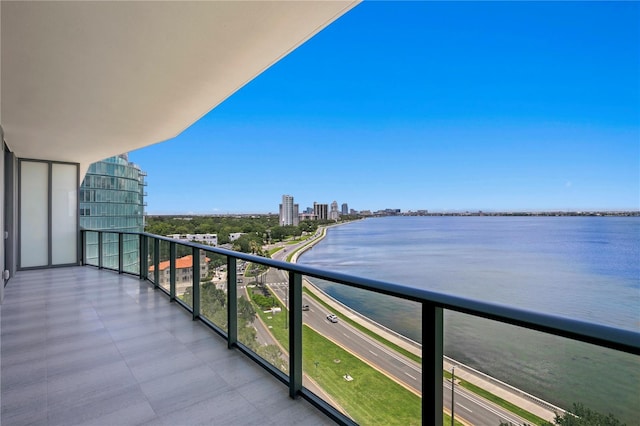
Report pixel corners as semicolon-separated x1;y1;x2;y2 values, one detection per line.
448;384;525;425
458;403;472;412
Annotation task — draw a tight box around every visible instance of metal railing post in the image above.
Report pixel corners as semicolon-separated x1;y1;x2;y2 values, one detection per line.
97;231;103;269
170;242;176;301
227;257;238;348
81;230;86;265
139;234;148;280
118;233;124;274
192;247;200;320
288;272;303;398
153;238;160;288
422;301;444;425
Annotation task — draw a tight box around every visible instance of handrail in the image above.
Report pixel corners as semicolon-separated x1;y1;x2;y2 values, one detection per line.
81;229;640;357
81;228;640;425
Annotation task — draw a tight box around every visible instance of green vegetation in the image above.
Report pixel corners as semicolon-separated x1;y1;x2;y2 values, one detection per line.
268;247;283;256
181;283;283;367
444;414;465;426
554;403;626;426
302;324;421;425
285;231;324;262
250;286;289;352
145;215;279;245
248;284;420;424
145;214;358;255
499;402;628;426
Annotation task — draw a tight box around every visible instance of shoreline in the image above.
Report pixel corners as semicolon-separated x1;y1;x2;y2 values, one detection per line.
292;222;563;422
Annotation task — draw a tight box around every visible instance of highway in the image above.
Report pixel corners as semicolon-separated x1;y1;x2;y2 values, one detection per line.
245;236;531;425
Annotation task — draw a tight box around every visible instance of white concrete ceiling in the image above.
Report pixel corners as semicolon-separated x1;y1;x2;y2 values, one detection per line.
1;1;358;174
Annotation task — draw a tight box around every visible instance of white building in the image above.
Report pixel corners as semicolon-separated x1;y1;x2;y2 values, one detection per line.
229;232;246;242
167;233;218;246
279;194;299;226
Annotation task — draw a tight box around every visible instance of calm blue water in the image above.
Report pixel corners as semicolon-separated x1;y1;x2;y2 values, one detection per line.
299;216;640;423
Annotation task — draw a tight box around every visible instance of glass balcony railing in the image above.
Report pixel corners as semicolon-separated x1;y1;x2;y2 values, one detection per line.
80;230;640;426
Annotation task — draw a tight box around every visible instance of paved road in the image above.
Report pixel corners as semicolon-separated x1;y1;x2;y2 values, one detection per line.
444;380;528;425
255;236;531;425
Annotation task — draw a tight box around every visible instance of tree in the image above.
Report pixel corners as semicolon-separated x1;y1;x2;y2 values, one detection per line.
257;344;285;369
238;296;256;324
498;403;626;426
554;403;626;426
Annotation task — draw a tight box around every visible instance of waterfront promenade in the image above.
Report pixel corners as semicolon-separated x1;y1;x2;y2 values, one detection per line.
289;225;563;423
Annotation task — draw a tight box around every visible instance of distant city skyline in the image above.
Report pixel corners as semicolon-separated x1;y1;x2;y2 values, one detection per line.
130;1;639;215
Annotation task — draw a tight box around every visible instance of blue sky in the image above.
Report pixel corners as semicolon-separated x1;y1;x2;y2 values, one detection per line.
130;1;639;214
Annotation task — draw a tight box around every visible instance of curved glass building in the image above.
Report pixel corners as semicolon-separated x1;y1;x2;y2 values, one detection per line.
80;154;146;272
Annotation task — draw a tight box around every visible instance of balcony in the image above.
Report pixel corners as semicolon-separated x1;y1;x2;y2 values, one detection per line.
4;230;637;425
1;266;330;425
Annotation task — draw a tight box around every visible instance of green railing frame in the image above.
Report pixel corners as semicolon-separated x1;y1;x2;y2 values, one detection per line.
80;229;640;426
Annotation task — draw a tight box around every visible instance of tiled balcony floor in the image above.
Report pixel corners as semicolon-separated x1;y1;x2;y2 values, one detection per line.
1;267;332;425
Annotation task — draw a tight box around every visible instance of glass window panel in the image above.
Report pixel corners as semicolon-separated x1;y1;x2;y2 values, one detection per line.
51;163;78;265
301;278;422;425
20;161;48;268
199;250;228;332
239;261;288;374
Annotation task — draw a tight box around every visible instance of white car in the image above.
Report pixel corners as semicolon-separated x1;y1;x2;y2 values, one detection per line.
326;314;338;323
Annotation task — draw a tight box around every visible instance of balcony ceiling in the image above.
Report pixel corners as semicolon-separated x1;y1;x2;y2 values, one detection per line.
0;1;358;173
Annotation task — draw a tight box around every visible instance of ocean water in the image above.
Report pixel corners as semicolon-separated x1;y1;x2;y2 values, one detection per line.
298;216;640;423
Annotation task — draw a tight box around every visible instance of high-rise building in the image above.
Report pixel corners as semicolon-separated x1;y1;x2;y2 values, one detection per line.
341;203;349;215
330;201;339;220
279;194;299;226
313;202;328;221
80;154;146;270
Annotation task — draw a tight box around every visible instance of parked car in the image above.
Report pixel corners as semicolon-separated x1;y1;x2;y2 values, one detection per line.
302;304;310;311
326;314;338;323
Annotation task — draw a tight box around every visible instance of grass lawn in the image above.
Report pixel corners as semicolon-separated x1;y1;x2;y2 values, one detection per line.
303;324;421;425
268;247;283;256
443;414;466;426
250;286;420;424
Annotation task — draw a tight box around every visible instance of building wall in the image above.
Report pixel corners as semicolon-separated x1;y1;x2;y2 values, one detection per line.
80;154;145;271
1;131;4;302
313;202;328;220
167;233;218;246
3;147;18;289
229;232;245;242
330;201;339;220
279;194;299;226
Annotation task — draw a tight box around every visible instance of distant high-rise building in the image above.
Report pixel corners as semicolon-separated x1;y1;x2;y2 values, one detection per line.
80;154;146;271
279;194;299;226
330;201;339;220
341;203;349;215
313;202;328;221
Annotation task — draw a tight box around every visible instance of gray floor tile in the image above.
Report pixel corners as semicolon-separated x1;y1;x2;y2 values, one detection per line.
0;381;48;425
1;267;336;426
139;365;230;416
158;389;256;426
47;383;149;426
